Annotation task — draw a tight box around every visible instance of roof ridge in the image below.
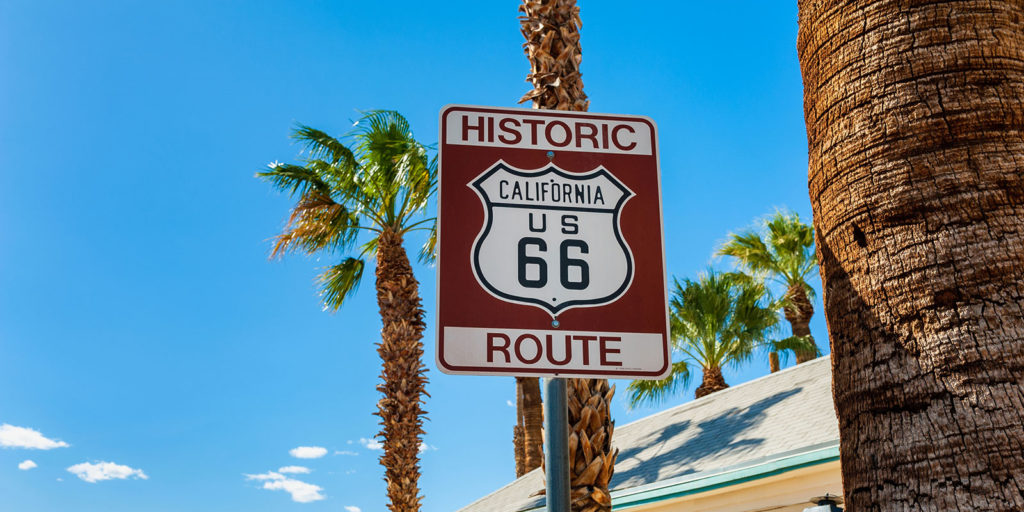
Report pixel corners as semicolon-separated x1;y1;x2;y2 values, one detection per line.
615;355;831;432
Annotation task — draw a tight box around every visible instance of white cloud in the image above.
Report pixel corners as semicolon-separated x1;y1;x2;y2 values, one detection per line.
18;460;37;470
67;461;148;483
334;450;358;456
245;471;325;503
506;400;515;407
345;506;362;512
289;446;327;459
0;424;70;450
277;466;310;474
358;438;382;451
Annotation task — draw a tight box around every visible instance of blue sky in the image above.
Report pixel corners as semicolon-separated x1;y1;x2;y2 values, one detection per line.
0;2;824;511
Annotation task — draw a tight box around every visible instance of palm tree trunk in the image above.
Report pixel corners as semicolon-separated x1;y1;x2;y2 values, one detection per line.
799;1;1024;510
567;378;617;511
521;1;612;510
513;424;525;477
512;376;528;475
695;366;728;398
514;378;526;477
519;0;588;112
518;376;544;474
374;228;428;512
783;284;816;363
768;351;780;373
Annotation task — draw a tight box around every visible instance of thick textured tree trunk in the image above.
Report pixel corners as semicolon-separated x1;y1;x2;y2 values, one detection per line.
798;2;1024;510
521;1;613;510
768;351;781;373
375;229;428;512
519;376;544;474
784;284;816;363
695;366;728;398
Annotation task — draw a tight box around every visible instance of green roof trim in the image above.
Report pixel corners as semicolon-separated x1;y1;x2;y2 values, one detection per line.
611;444;840;510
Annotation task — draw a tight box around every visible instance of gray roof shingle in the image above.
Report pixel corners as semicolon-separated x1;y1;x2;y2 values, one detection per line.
458;356;838;512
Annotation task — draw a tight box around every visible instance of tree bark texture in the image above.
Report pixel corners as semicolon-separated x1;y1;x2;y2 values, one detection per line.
769;351;781;373
566;378;618;512
520;2;614;510
513;423;525;477
514;378;526;477
375;229;428;512
519;0;589;111
785;284;818;363
798;1;1024;510
519;376;544;474
695;366;729;399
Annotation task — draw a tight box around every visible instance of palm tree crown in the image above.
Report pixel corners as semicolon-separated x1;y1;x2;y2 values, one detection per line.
719;211;819;366
258;110;436;308
628;270;779;404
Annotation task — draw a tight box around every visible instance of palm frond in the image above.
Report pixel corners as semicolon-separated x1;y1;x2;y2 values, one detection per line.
256;163;331;197
418;221;437;264
271;191;361;257
359;236;379;260
719;231;777;276
293;125;358;168
318;258;365;311
773;335;819;356
626;360;691;407
761;335;819;366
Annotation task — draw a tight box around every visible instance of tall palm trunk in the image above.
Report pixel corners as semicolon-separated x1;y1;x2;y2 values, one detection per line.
783;284;816;363
521;1;614;510
798;1;1024;510
768;351;780;373
375;228;428;512
513;423;525;477
514;376;544;476
514;379;526;476
695;366;728;398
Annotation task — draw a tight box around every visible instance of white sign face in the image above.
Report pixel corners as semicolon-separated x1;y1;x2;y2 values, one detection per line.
470;161;634;316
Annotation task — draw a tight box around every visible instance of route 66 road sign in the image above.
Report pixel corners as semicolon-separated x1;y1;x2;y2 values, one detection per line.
436;105;670;379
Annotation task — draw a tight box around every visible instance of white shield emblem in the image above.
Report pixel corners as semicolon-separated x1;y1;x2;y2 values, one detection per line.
470;161;635;316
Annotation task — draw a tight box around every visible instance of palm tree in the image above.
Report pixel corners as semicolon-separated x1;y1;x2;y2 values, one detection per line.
719;211;819;365
628;270;778;404
258;110;435;512
518;0;617;510
798;1;1024;509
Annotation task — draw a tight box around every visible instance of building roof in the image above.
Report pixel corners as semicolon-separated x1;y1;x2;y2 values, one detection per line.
458;356;839;512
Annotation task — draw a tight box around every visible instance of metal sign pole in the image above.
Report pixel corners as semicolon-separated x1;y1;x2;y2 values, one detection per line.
544;377;570;512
